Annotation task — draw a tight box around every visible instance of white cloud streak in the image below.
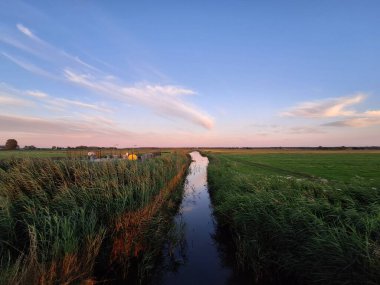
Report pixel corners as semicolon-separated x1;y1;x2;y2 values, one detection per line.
288;126;326;134
16;24;36;39
0;114;130;136
52;97;110;112
322;107;380;127
365;110;380;117
26;90;49;98
283;93;380;128
145;85;196;96
10;23;100;72
0;95;32;106
323;117;380;128
2;24;214;129
282;94;366;118
1;52;55;78
0;36;38;56
0;83;110;113
64;69;214;129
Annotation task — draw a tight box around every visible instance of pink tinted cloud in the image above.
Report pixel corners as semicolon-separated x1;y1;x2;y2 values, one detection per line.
64;69;214;129
282;94;366;118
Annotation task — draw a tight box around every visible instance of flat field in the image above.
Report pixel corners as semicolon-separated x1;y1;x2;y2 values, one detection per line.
205;150;380;186
206;150;380;284
0;148;174;159
0;150;66;158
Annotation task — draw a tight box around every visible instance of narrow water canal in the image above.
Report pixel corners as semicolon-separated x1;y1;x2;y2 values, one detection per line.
153;151;235;285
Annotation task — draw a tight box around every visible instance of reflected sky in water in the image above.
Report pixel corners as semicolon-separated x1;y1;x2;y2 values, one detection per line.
155;151;233;285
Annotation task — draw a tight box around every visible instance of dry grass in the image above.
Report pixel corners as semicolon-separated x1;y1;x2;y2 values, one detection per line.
111;163;188;262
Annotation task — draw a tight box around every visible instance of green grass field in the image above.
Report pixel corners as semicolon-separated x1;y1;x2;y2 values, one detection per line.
0;148;180;159
210;152;380;186
0;150;67;158
206;152;380;284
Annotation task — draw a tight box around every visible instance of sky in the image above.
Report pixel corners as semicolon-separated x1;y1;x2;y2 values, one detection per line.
1;0;380;147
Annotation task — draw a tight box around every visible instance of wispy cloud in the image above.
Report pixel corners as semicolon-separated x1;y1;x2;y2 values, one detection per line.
52;97;110;112
0;95;32;106
282;93;380;128
323;117;380;128
0;114;129;136
9;23;100;72
1;52;55;78
0;36;38;56
250;123;325;135
16;23;38;40
64;69;214;129
67;54;101;73
282;94;366;118
26;90;49;98
288;126;325;134
0;113;212;148
1;83;111;113
144;85;196;96
365;110;380;117
2;24;213;129
80;114;116;126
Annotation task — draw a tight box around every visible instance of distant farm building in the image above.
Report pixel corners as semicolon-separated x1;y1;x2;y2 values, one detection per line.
141;153;154;162
141;152;161;161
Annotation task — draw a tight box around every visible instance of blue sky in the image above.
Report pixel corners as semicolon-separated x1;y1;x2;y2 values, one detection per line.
1;0;380;147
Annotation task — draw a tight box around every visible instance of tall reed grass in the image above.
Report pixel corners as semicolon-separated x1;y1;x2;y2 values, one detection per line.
207;154;380;284
0;153;188;284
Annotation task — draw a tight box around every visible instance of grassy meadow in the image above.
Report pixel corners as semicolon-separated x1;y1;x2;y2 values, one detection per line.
0;150;67;159
0;152;189;284
0;148;174;159
206;151;380;284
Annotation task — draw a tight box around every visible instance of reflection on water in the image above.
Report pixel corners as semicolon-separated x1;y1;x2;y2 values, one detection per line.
152;151;235;285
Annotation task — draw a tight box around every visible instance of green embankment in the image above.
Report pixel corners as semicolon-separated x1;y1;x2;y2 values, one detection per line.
0;153;188;284
207;153;380;284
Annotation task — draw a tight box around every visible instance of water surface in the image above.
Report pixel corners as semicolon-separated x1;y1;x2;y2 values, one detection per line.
153;151;234;285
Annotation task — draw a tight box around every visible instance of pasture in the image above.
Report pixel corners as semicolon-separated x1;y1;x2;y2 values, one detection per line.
206;151;380;284
205;151;380;186
0;148;172;159
0;150;66;159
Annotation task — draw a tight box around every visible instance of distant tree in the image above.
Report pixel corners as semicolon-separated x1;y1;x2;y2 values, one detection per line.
75;146;89;149
24;145;37;150
52;146;57;150
5;139;18;150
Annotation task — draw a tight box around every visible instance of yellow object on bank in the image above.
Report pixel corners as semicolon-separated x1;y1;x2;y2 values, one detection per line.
128;154;138;160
